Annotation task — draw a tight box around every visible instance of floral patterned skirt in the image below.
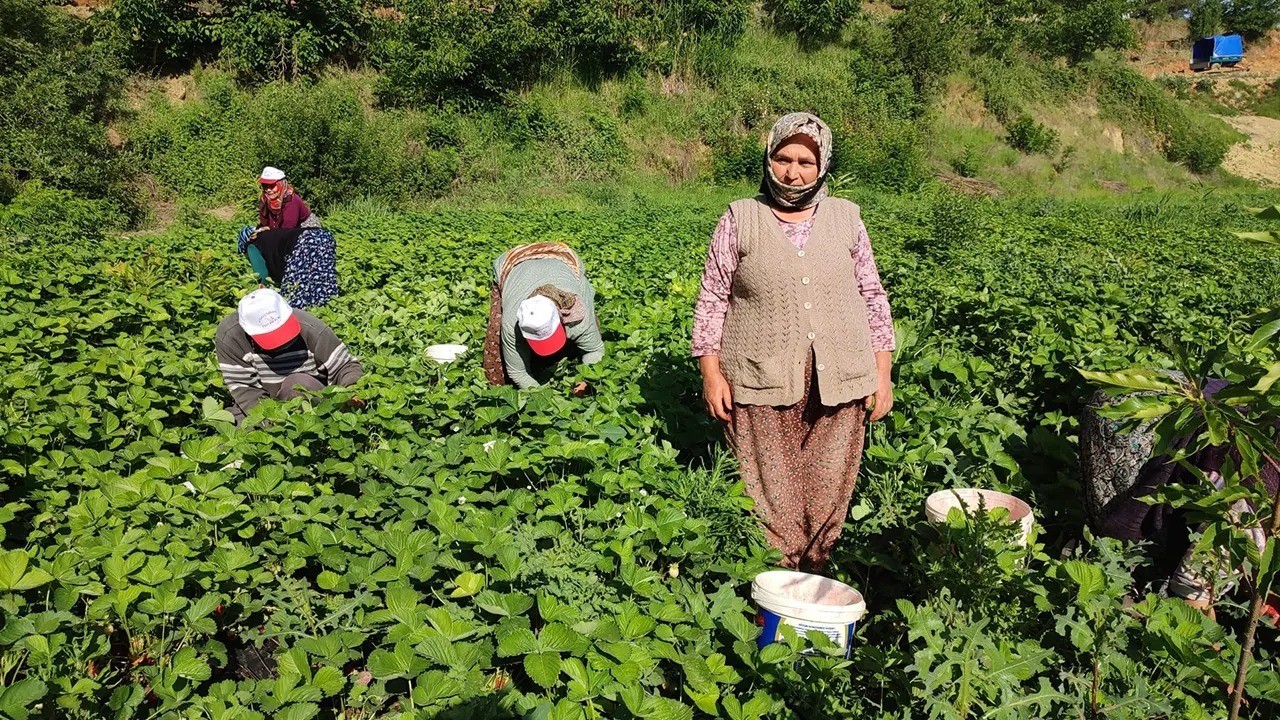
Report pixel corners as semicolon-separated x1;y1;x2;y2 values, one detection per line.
726;352;867;571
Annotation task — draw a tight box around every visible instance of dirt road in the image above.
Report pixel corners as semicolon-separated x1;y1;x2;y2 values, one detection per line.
1221;114;1280;186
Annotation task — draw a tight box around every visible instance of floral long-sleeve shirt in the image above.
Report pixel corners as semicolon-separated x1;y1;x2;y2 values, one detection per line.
691;207;895;357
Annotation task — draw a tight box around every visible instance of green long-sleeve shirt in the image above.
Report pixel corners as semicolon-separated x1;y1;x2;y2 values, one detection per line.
493;252;605;389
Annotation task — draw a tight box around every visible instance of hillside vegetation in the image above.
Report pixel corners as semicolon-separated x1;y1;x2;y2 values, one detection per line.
0;0;1263;224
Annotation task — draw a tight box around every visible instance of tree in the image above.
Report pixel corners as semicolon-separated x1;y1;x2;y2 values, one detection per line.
764;0;861;47
1189;0;1224;39
1223;0;1280;39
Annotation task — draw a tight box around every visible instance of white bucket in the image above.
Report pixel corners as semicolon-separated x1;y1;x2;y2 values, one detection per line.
426;344;468;364
924;488;1035;546
751;570;866;657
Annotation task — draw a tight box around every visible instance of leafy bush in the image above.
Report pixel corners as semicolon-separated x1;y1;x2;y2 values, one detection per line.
1037;0;1137;62
111;0;368;78
374;0;751;107
1005;114;1059;154
109;0;214;68
891;0;960;101
216;0;369;82
1089;59;1238;173
128;73;460;208
950;146;984;178
1188;0;1224;39
0;0;138;216
1223;0;1280;39
763;0;860;46
710;133;761;184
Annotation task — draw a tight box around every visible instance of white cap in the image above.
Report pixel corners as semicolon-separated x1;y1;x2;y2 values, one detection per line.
237;288;301;350
516;295;567;356
259;166;286;183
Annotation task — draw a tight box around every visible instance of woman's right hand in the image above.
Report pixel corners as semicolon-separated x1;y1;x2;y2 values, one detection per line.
699;356;733;422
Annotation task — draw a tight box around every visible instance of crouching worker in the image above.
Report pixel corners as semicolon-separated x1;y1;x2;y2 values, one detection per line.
236;166;337;309
483;242;604;391
1081;379;1279;620
216;288;362;424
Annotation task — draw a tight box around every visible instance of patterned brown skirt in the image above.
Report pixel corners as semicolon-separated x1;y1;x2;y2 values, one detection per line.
726;353;867;571
483;284;507;386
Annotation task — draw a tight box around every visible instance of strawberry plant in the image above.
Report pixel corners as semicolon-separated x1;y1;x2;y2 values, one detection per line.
3;190;1280;718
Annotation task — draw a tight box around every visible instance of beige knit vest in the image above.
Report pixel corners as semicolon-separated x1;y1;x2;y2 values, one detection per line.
719;196;878;407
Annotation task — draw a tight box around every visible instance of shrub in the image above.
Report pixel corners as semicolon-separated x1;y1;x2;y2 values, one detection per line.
0;0;137;215
892;0;960;101
1005;115;1059;154
833;118;930;192
1223;0;1280;40
109;0;214;68
1039;0;1137;62
710;133;761;184
110;0;369;78
763;0;860;47
1089;59;1238;173
1188;0;1223;39
374;0;751;107
618;84;650;119
950;146;984;178
128;74;460;208
218;0;369;81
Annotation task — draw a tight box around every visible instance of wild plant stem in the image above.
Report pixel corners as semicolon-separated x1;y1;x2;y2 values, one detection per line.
1091;656;1100;719
1227;452;1280;720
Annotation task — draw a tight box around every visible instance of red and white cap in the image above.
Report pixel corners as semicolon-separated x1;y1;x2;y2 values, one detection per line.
238;288;301;350
517;295;566;356
259;166;286;184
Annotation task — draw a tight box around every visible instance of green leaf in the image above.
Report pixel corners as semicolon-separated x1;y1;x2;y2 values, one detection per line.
1246;204;1280;220
1257;539;1280;596
450;571;485;598
1233;230;1280;246
539;623;586;654
170;646;211;681
368;642;420;680
758;643;792;664
0;678;47;720
1062;560;1106;603
497;627;538;657
475;590;534;617
312;666;345;697
1078;368;1183;393
523;651;562;689
275;703;319;720
0;549;53;593
315;571;341;591
645;697;695;720
384;586;421;625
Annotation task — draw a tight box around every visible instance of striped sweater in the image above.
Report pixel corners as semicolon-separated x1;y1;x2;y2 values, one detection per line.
215;309;362;414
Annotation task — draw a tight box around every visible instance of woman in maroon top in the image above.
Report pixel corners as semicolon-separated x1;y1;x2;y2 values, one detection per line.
254;166;314;231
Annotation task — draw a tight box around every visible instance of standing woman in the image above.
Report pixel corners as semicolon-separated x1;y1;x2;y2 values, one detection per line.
236;167;338;308
692;113;896;571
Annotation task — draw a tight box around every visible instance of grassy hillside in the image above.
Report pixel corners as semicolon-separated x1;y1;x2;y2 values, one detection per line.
0;0;1264;227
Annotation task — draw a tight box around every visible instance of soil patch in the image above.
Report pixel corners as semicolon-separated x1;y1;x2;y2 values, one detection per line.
1220;114;1280;185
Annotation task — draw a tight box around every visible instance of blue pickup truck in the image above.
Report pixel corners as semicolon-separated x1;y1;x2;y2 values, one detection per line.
1190;34;1245;71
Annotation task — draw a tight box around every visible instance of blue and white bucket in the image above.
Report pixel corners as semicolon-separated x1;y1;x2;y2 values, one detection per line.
752;570;866;658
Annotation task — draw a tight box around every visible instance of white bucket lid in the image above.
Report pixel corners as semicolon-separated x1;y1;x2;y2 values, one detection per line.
751;570;866;624
426;344;468;363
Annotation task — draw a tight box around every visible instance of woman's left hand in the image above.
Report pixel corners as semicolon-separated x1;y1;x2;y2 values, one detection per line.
867;375;893;422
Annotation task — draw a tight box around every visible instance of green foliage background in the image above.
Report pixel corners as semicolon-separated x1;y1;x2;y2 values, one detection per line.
6;2;1280;716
